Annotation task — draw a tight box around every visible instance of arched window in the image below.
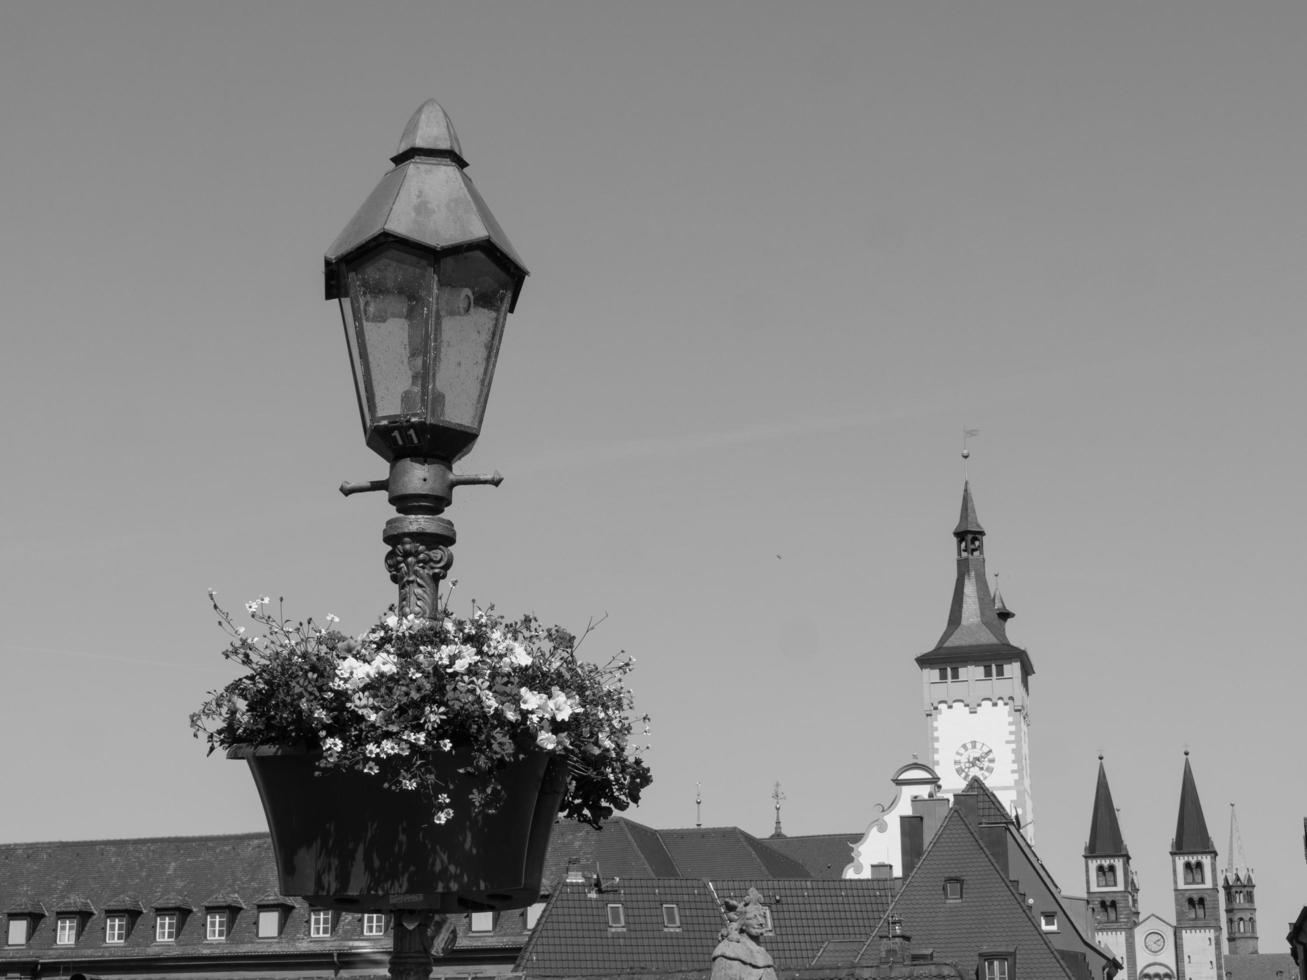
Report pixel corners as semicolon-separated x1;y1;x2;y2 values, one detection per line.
1106;865;1117;887
1249;918;1255;933
1187;898;1197;919
1097;866;1107;887
1108;901;1118;923
1197;898;1207;919
1236;918;1245;934
1183;862;1194;884
1194;863;1205;884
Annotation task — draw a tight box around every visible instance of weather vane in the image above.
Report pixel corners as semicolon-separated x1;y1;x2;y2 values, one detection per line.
962;428;980;480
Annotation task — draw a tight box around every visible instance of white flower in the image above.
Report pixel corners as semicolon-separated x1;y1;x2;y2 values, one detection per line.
325;613;340;625
536;730;558;751
547;688;580;722
519;688;546;713
503;642;532;668
245;600;260;614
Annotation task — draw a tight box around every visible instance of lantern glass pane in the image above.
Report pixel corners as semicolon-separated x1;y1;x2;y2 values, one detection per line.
431;252;514;429
347;249;435;422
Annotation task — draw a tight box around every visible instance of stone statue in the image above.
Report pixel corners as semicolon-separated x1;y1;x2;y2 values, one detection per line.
711;888;777;980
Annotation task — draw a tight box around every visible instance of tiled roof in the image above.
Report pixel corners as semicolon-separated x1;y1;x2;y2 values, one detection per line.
517;878;722;976
1085;761;1128;857
864;810;1075;980
712;880;895;969
763;834;864;879
1225;953;1297;980
811;938;870;966
958;778;1011;828
657;828;814;879
0;834;390;960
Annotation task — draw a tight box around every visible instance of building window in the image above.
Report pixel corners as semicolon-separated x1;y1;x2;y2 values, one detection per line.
1197;898;1207;919
1096;866;1106;887
1108;901;1118;922
1105;865;1117;887
662;904;681;929
607;904;625;929
983;665;994;678
206;911;228;940
257;908;282;939
310;910;332;938
1040;913;1058;932
55;916;78;945
938;668;948;681
949;667;961;680
106;914;127;944
6;918;29;946
945;879;964;902
156;912;178;942
983;956;1011;980
469;911;495;933
525;902;546;931
995;664;1006;677
1193;863;1205;884
363;912;386;936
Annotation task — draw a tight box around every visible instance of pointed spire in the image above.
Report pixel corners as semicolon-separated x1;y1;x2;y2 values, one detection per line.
993;575;1015;622
935;482;1011;648
1086;757;1129;856
954;481;985;536
1173;752;1214;852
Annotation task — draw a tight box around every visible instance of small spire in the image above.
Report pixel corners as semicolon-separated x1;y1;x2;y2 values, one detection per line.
770;781;787;838
391;99;468;166
993;573;1015;622
955;481;986;536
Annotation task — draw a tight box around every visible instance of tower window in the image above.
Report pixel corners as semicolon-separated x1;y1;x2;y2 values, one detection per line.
1184;862;1194;884
1105;865;1117;887
1193;863;1204;884
1197;898;1206;919
1108;901;1118;922
1187;899;1197;920
1096;866;1106;888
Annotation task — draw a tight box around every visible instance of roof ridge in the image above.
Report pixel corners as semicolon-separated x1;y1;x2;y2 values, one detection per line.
0;831;270;849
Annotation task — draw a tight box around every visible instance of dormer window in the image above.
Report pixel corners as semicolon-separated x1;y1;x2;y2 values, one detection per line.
156;912;178;942
6;918;30;946
56;915;79;945
206;911;228;940
105;914;128;944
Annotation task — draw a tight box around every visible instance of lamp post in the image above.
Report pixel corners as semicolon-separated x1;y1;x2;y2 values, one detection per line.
323;99;529;980
326;99;528;620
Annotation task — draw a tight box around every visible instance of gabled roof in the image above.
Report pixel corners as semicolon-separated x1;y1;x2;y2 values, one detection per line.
1172;755;1214;853
657;827;814;879
712;879;896;969
1086;760;1129;857
516;878;722;977
761;833;864;879
865;808;1077;980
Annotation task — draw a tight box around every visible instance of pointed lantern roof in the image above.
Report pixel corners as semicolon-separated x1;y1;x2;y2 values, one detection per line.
1172;753;1214;853
916;482;1033;676
1085;758;1129;857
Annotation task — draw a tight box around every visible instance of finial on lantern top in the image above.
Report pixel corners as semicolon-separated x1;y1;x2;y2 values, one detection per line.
392;99;468;167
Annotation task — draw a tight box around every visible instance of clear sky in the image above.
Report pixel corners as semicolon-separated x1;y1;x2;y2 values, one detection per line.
2;0;1304;940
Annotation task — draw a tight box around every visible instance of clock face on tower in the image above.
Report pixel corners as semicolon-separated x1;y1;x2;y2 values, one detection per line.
1144;931;1166;954
954;740;996;780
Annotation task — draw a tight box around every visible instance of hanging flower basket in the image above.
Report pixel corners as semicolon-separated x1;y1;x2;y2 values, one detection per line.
194;596;652;912
231;744;568;912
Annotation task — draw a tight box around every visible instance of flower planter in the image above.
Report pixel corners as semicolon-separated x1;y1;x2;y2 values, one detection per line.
230;745;567;913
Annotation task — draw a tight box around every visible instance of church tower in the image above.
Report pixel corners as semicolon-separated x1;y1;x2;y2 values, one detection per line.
1222;805;1258;955
1171;754;1223;980
1084;758;1139;976
916;482;1035;840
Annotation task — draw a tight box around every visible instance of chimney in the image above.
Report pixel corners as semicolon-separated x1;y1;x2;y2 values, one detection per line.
911;796;950;845
901;815;925;879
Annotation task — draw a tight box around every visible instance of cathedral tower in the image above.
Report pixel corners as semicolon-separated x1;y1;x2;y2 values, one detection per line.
1085;757;1139;973
1222;869;1258;955
916;482;1035;840
1171;754;1223;980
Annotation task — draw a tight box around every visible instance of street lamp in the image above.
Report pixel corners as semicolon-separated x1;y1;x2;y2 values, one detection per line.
326;99;528;619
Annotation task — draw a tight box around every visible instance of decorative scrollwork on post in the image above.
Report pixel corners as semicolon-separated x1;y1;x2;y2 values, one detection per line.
383;516;456;620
